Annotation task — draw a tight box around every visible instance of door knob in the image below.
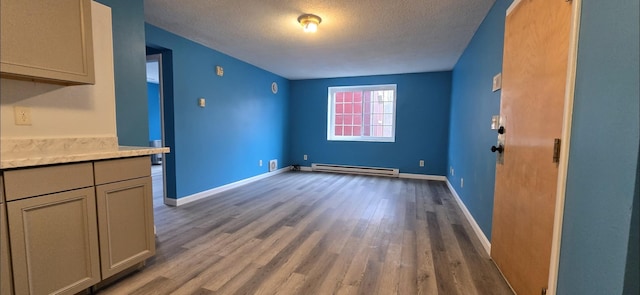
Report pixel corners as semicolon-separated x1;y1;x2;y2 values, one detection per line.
491;145;504;153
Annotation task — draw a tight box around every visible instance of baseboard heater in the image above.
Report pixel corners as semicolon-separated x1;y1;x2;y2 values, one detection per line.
311;163;399;177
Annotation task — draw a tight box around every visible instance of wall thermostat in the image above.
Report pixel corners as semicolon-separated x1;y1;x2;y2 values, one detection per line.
271;82;278;94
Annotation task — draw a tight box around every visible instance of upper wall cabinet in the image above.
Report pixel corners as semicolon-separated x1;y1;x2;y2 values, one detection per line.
0;0;95;85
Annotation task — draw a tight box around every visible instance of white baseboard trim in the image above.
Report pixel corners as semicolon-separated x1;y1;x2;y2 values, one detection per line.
398;173;447;181
164;198;178;206
445;179;491;255
299;166;312;172
165;166;292;207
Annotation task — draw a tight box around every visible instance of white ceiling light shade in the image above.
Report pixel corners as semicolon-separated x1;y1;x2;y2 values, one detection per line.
298;14;322;33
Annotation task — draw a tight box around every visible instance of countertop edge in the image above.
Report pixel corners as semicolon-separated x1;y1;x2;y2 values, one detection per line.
0;146;170;170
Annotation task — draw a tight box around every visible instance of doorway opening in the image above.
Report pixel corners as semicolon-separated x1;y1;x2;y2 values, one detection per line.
146;54;166;208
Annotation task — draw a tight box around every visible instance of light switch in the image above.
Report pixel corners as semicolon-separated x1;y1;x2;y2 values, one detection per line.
491;115;500;129
198;98;206;108
492;73;502;92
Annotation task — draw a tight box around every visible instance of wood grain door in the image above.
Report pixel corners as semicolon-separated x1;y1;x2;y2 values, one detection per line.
490;1;572;294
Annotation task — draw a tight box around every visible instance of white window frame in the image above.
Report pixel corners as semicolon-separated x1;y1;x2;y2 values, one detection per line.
327;84;397;142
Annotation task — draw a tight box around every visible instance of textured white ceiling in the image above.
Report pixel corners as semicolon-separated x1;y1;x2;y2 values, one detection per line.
144;0;495;80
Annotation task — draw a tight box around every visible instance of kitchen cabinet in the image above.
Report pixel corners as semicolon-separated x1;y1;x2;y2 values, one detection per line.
1;175;14;295
7;188;101;295
2;157;155;294
94;157;155;279
0;0;95;84
4;164;100;295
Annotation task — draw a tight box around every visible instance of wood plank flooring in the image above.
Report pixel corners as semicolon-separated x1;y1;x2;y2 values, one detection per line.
98;170;513;295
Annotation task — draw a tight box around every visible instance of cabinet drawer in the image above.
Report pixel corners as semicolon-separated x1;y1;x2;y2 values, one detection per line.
4;162;94;201
94;157;150;185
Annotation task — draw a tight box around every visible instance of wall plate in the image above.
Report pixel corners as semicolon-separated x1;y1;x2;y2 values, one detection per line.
491;115;500;129
14;106;32;125
492;73;502;92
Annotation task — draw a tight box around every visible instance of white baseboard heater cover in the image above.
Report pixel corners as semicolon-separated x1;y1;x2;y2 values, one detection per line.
311;163;399;177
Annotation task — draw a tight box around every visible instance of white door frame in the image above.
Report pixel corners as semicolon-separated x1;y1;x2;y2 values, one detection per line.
145;53;169;206
546;0;582;294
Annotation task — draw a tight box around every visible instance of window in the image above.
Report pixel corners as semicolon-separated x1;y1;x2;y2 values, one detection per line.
327;84;397;142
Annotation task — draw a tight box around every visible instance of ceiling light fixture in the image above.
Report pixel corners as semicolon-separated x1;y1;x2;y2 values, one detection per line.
297;14;322;33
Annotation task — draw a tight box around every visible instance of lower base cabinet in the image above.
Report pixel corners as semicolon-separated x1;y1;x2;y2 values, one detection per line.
2;156;154;294
96;177;154;279
1;205;13;295
1;179;15;295
7;188;101;295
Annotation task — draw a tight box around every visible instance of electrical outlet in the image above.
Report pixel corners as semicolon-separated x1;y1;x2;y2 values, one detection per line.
419;160;424;167
450;167;454;176
259;160;263;166
461;178;464;188
14;106;32;125
303;154;308;161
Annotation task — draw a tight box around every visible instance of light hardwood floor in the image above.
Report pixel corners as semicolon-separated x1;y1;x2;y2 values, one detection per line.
98;170;513;295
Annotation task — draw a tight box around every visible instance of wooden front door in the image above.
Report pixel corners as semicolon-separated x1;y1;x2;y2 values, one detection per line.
491;1;573;294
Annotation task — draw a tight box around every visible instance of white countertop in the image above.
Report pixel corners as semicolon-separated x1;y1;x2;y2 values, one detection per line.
0;137;170;169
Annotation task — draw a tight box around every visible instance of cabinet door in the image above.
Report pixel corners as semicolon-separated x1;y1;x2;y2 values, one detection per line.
0;0;95;84
0;175;12;295
96;177;155;279
1;202;14;295
8;188;100;295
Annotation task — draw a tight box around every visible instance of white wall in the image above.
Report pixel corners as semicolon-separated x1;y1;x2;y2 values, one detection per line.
0;2;116;139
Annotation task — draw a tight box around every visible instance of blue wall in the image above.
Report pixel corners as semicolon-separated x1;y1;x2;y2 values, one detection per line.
145;24;290;200
289;73;451;175
447;0;512;240
147;82;161;141
95;0;149;146
557;0;640;294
